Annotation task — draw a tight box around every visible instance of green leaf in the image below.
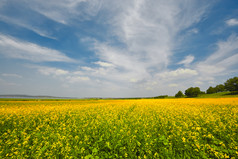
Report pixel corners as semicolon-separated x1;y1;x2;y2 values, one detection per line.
163;141;169;146
85;155;93;159
92;148;98;153
159;135;166;141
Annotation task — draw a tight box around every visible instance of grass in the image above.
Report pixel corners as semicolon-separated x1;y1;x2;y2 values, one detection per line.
197;91;238;98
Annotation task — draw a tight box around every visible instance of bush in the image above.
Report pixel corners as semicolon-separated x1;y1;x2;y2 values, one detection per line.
175;91;184;98
185;87;201;97
206;87;216;94
215;84;225;92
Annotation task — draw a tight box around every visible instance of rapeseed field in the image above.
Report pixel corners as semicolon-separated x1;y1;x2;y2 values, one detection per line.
0;98;238;158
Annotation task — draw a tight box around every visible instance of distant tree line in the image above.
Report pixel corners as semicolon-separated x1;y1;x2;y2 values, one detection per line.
206;84;225;94
154;95;168;99
175;77;238;98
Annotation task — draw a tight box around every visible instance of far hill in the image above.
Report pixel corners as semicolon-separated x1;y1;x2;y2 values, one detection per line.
0;94;73;99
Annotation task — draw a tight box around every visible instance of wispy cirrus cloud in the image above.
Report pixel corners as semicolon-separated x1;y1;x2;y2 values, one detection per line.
2;73;22;78
2;0;237;97
0;2;59;39
195;34;238;83
0;34;75;62
197;34;238;69
0;78;21;87
0;14;57;40
178;55;195;66
21;0;102;24
81;0;210;88
1;0;210;87
28;33;238;97
21;0;209;96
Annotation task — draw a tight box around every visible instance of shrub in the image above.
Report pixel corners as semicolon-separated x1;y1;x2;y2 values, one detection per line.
175;91;184;98
185;87;201;97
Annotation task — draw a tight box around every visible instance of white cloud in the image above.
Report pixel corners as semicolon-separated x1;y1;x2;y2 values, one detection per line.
66;76;90;83
130;78;138;83
40;68;68;76
178;55;195;66
30;66;69;76
94;61;114;67
168;84;178;87
158;68;198;79
188;28;199;34
197;65;225;75
32;65;90;84
81;66;94;71
194;81;203;85
0;34;75;62
2;73;22;78
226;18;238;26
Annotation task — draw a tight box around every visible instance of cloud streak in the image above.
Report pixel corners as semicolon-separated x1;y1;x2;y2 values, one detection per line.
196;34;238;77
0;34;75;62
0;14;57;40
178;55;195;66
2;73;22;78
21;0;102;24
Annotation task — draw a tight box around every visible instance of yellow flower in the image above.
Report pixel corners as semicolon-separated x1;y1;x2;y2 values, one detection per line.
182;137;186;142
224;154;230;158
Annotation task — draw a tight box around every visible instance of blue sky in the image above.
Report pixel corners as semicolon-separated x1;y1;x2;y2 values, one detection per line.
0;0;238;98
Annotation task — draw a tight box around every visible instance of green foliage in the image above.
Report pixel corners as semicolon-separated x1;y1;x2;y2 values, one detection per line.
224;77;238;92
200;91;206;94
206;86;217;94
207;84;225;94
215;84;225;92
154;95;168;99
175;91;184;98
185;87;201;97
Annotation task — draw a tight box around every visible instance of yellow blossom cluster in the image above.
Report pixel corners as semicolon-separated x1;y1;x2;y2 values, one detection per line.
0;98;238;158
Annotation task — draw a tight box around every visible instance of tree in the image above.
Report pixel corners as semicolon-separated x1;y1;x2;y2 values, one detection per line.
215;84;225;92
206;86;216;94
185;87;201;97
200;91;206;94
224;77;238;92
175;91;184;98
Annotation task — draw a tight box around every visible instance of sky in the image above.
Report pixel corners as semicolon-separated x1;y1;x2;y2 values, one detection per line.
0;0;238;98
